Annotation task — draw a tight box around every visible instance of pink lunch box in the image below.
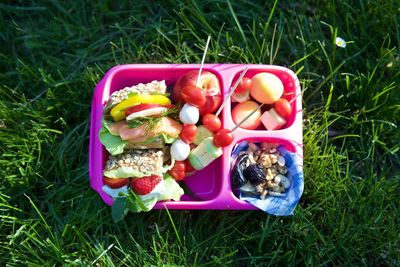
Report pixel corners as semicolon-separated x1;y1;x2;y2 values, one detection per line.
89;64;303;210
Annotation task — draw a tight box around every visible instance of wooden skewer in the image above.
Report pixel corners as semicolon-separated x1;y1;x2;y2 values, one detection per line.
230;92;300;133
231;104;265;132
195;35;211;88
215;67;248;116
289;92;302;104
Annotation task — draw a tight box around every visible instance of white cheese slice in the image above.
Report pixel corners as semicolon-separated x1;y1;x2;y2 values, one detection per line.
126;107;168;121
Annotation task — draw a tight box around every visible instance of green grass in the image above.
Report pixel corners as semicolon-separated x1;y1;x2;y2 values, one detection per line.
1;0;399;265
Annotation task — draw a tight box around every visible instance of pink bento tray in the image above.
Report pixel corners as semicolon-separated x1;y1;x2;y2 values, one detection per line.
89;64;303;210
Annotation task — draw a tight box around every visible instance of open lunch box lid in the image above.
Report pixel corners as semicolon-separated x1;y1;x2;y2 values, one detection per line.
89;64;303;211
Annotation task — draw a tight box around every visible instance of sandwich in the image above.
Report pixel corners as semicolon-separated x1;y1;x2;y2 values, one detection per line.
99;80;182;155
101;149;183;213
99;80;184;215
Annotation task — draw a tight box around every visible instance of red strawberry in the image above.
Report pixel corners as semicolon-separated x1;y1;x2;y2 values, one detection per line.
130;175;162;195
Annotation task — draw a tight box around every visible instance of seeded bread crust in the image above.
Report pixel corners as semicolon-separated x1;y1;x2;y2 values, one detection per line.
103;80;167;113
124;138;165;150
104;149;165;175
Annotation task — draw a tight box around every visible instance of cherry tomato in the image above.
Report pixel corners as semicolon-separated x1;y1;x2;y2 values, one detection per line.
202;113;222;132
169;167;186;180
213;129;234;147
274;98;292;118
184;158;196;173
234;77;252;93
179;124;197;144
169;161;186;181
169;169;185;181
102;177;129;189
198;93;221;116
173;161;186;171
180;85;206;107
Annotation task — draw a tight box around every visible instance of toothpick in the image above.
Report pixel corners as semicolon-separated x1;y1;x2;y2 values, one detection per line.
215;67;248;116
195;35;211;87
289;92;302;104
231;104;265;132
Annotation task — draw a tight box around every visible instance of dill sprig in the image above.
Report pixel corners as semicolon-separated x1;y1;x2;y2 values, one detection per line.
127;104;180;133
127;117;161;133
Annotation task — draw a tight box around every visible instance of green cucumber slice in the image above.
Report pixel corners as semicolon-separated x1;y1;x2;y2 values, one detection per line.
194;125;214;145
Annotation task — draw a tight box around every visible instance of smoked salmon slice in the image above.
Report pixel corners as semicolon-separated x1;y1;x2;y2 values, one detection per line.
109;117;182;142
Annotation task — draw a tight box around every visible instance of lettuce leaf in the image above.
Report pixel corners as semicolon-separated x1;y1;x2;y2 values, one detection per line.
111;197;129;223
112;178;184;216
104;166;162;179
160;133;176;144
127;192;158;213
99;120;177;156
99;126;128;156
159;178;184;201
111;194;158;222
102;119;118;135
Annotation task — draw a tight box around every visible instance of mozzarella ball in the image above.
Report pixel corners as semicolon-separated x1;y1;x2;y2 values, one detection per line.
179;103;199;124
170;139;191;161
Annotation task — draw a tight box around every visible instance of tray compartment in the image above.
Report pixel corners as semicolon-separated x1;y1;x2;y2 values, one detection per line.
223;137;302;208
226;67;299;131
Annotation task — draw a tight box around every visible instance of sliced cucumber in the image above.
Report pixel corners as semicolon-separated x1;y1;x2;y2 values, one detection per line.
194;125;214;145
